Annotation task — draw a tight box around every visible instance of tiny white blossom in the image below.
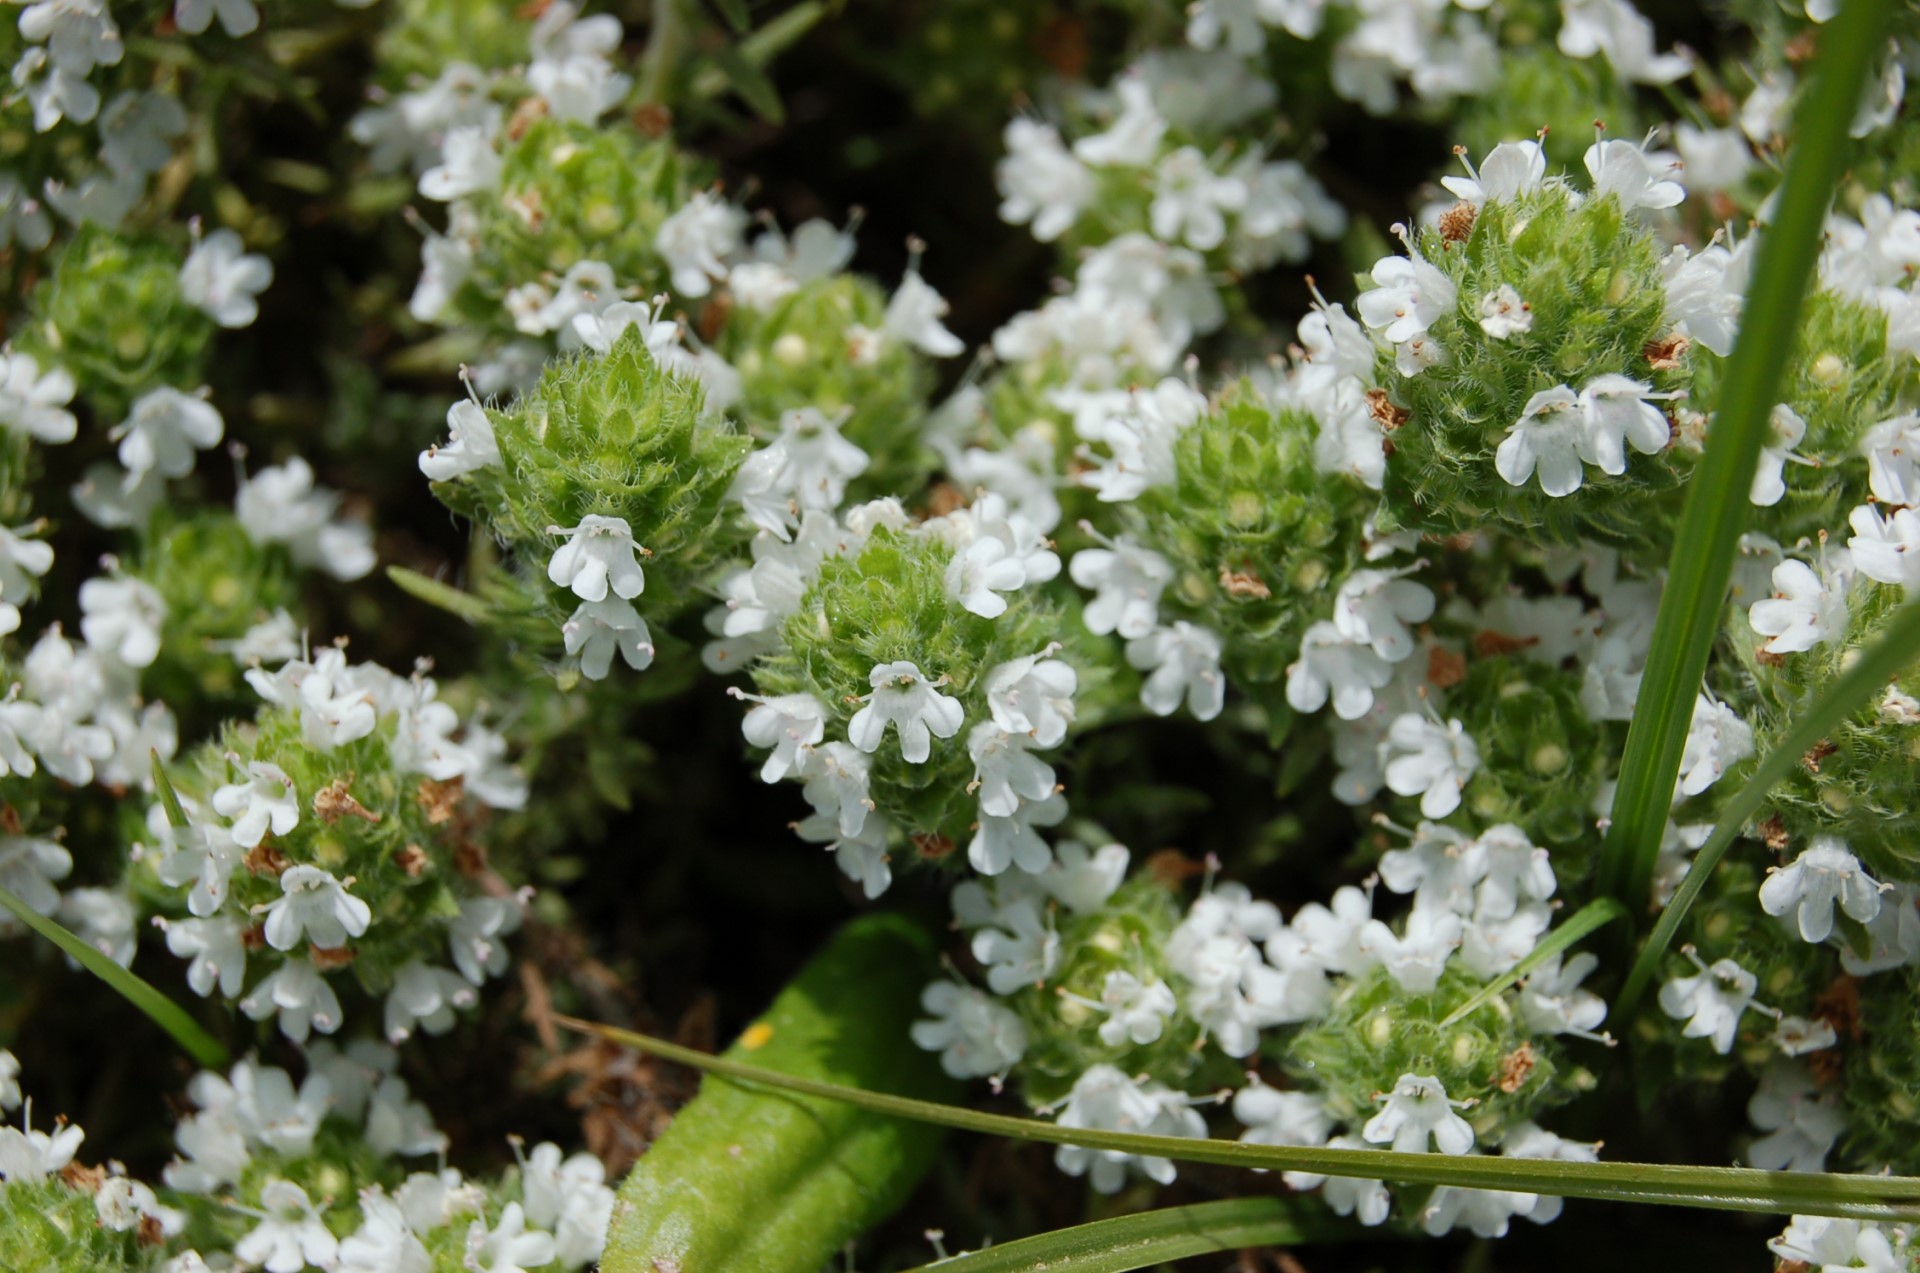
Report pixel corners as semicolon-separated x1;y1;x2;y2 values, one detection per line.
734;691;828;783
546;514;646;602
0;350;78;444
562;597;655;679
1862;410;1920;506
77;574;166;667
997;118;1094;240
971;898;1059;993
1126;621;1226;720
337;1189;431;1273
1361;1073;1475;1155
1358;906;1463;993
883;267;964;357
798;741;873;840
1517;952;1609;1038
911;980;1028;1078
1584;137;1685;210
1749;555;1851;654
384;960;478;1043
968;722;1057;818
94;1175;184;1237
1495;385;1584;496
1676;694;1754;798
1759;837;1884;943
418;123;501;201
655;191;747;298
1071;78;1166;168
418;400;500;481
983;648;1077;747
968;790;1068;876
1052;1065;1203;1195
236;1180;339;1273
1747;1059;1844;1173
1577;374;1674;476
179;229;273;328
1381;713;1480;818
239;956;343;1043
1441;140;1546;206
1849;503;1920;590
263;865;373;951
1356;249;1457;345
847;661;965;764
1333;566;1435;662
1658;952;1759;1053
1286;621;1394;720
0;834;72;924
1283;1135;1392;1226
175;0;260;37
1094;970;1177;1046
212;760;298;848
114;387;223;478
1477;284;1532;338
160;914;248;998
1752;403;1807;506
1149;146;1247;251
1233;1081;1332;1149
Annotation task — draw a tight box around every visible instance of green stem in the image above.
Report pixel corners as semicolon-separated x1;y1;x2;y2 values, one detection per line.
1596;0;1895;913
909;1198;1354;1273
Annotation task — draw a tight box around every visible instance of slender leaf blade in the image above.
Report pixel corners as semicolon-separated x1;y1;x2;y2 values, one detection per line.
911;1198;1351;1273
150;748;190;829
1618;600;1920;1015
557;1015;1920;1219
1597;0;1896;912
0;885;230;1070
708;44;785;124
386;564;493;625
1440;897;1625;1027
708;0;751;34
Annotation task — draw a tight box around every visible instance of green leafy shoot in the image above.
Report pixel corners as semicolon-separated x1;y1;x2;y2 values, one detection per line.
1595;0;1896;912
0;885;230;1071
555;1015;1920;1220
1616;600;1920;1016
905;1198;1355;1273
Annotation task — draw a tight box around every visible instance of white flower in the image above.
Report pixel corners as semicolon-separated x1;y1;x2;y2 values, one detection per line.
1072;77;1166;167
1356;250;1457;345
1094;970;1177;1046
236;1180;339;1273
0;350;78;443
734;691;828;783
419;123;501;201
1233;1081;1332;1149
410;228;472;323
983;648;1077;747
1127;621;1226;720
562;597;655;679
16;0;123;78
0;175;52;252
1517;952;1609;1037
1283;1135;1392;1226
1578;374;1673;476
1559;0;1690;84
179;229;273;328
968;790;1068;876
1076;376;1207;503
1676;694;1754;798
1584;136;1684;210
1052;1065;1203;1194
655;191;747;298
997;118;1093;240
1747;1059;1844;1173
1658;952;1759;1053
971;898;1059;993
94;1175;185;1237
547;514;646;602
234;457;376;580
1358;906;1463;993
175;0;260;37
239;956;343;1043
1849;503;1920;590
56;886;136;966
967;723;1057;818
1333;567;1435;662
263;865;372;951
1149;146;1247;251
1460;904;1552;978
1070;532;1173;639
114;386;223;478
1749;555;1850;654
1770;1216;1907;1272
212;760;298;848
1477;285;1532;338
911;981;1028;1078
943;493;1060;618
848;661;964;764
1441;140;1546;207
1377;822;1478;914
1773;1014;1839;1057
0;835;71;924
337;1189;431;1273
1473;823;1557;919
516;1142;613;1266
1381;713;1479;818
882;267;964;357
0;1108;85;1182
1752;403;1807;506
1362;1073;1475;1154
384;960;477;1043
161;914;248;998
77;574;166;667
1759;837;1884;943
798;741;873;839
418;400;499;481
1662;235;1753;357
465;1202;557;1273
1675;123;1753;192
1862;410;1920;506
0;1049;19;1110
1286;621;1395;720
1495;385;1584;495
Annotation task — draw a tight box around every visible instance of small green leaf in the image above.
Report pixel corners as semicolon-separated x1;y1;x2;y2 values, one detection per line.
0;885;229;1071
564;1014;1920;1220
708;44;786;124
1440;897;1626;1028
602;914;959;1273
909;1198;1355;1273
708;0;751;34
150;748;191;831
1596;0;1896;913
386;564;493;624
1617;600;1920;1016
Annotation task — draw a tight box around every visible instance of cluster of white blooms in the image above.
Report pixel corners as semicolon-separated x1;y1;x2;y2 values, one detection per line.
0;1047;613;1271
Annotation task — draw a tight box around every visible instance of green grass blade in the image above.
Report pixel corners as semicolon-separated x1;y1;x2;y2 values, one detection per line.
560;1015;1920;1219
1439;897;1625;1028
150;748;190;828
386;564;493;625
1617;600;1920;1016
0;885;230;1071
1596;0;1896;913
911;1198;1353;1273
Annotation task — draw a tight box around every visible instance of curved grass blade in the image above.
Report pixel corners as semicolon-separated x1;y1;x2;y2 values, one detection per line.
387;564;492;625
912;1198;1353;1273
1439;897;1625;1028
0;885;230;1070
1596;0;1896;912
558;1015;1920;1220
1616;600;1920;1017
